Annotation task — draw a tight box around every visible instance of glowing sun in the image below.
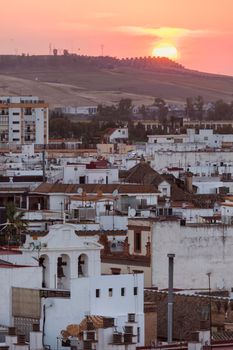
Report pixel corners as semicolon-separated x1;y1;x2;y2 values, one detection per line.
152;43;178;60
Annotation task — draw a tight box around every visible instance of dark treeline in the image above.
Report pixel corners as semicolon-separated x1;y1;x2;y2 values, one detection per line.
0;54;183;72
49;116;127;144
96;96;233;121
50;97;233;144
185;97;233;120
49;113;147;144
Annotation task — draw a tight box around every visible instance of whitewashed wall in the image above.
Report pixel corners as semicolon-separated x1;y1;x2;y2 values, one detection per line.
152;220;233;290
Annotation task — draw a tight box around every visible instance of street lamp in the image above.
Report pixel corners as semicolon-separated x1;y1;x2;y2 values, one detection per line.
206;272;212;348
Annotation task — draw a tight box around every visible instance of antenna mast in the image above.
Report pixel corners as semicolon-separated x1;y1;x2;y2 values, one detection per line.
100;44;104;56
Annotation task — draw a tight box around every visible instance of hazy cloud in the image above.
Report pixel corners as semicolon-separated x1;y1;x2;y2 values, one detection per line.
117;26;209;39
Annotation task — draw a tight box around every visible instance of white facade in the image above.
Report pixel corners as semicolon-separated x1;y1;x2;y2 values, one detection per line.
109;128;129;143
1;224;144;349
31;224;144;348
158;180;171;197
172;206;215;223
0;96;48;145
147;129;233;150
62;106;97;115
148;150;233;173
63;163;119;184
0;265;42;326
145;130;233;174
151;220;233;291
193;177;233;194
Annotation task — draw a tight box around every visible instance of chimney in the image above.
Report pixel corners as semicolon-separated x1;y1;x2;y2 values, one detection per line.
184;172;193;193
167;253;175;343
14;335;29;350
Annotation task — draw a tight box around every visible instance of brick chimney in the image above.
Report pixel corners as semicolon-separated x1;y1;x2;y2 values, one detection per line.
184;172;193;193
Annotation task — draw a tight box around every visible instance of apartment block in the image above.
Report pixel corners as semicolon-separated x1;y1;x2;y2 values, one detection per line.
0;96;48;145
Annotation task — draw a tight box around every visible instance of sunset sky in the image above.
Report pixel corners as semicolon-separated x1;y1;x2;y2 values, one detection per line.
1;0;232;75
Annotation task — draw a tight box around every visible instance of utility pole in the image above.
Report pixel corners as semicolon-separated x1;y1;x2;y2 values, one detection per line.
167;254;175;343
42;148;46;182
207;272;212;348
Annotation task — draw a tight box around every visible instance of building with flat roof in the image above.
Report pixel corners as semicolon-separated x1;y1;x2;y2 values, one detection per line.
0;96;48;145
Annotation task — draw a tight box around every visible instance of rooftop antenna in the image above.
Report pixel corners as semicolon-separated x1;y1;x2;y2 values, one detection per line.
112;189;118;231
49;43;52;55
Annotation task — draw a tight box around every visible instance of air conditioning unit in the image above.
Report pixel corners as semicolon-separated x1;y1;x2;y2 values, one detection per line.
128;313;136;323
112;333;123;345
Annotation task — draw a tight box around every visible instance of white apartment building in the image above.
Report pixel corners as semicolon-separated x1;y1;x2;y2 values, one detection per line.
0;96;49;145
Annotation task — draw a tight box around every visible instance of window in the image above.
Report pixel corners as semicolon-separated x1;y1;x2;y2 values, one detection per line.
108;288;113;297
137;327;140;343
79;176;85;184
121;288;125;296
134;287;138;296
13;138;19;141
96;289;100;298
13;112;20;115
162;187;167;195
134;231;141;253
13;130;19;133
111;267;121;275
132;270;143;274
13;121;19;124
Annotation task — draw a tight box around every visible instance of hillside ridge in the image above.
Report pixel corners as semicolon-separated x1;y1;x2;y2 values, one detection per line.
0;55;232;107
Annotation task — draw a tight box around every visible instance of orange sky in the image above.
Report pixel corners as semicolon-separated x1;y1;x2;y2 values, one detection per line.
1;0;233;75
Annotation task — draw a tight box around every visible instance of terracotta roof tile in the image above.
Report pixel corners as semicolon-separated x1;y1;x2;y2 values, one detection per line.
121;161;164;186
33;183;159;194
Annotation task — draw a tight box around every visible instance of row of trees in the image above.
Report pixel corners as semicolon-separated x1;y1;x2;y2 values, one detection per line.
96;97;233;122
49;114;149;143
185;97;233;120
49;116;125;144
96;98;132;120
49;97;233;143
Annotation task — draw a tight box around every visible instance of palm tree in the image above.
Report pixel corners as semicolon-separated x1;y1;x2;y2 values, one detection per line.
4;202;28;245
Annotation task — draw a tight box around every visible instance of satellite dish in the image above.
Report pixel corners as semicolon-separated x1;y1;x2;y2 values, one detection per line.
77;187;83;195
128;208;136;218
112;189;118;197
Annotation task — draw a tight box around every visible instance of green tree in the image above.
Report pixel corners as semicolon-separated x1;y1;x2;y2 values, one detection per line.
4;202;28;243
139;104;148;118
213;100;232;120
185;97;194;118
154;97;168;121
96;104;118;120
194;95;204;119
117;98;132;118
49;117;73;138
